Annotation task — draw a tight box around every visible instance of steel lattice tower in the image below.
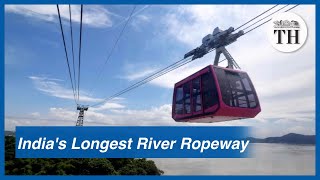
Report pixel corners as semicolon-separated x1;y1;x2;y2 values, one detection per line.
76;105;88;126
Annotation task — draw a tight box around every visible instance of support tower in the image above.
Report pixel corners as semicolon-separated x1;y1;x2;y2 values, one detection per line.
76;105;88;126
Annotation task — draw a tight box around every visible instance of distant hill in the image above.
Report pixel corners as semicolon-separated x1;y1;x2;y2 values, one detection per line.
247;133;315;145
5;131;15;136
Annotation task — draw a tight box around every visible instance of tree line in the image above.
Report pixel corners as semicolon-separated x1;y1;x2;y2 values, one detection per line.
5;136;163;175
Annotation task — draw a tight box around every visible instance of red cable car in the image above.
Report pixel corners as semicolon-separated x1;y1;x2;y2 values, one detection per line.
172;27;261;123
172;65;261;123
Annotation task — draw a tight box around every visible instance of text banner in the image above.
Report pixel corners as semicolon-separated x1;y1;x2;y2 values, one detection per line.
15;126;252;158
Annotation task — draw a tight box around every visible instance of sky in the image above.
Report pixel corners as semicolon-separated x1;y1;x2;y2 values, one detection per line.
4;5;315;138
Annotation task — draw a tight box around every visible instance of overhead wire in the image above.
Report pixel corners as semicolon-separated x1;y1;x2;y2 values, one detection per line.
175;5;285;66
111;5;149;29
90;55;195;107
88;5;137;96
98;48;214;104
244;5;299;34
242;4;290;31
90;4;300;107
56;5;77;105
234;4;279;31
77;5;83;103
92;49;218;107
68;4;77;103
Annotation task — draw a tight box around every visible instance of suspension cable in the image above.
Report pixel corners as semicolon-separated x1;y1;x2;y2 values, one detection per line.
88;5;137;96
68;5;77;103
244;5;299;34
77;5;83;103
56;5;77;105
97;48;215;106
234;4;278;31
90;55;195;107
242;4;290;31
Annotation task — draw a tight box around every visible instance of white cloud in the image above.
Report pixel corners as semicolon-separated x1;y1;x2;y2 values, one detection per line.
112;5;150;29
109;104;172;124
29;75;103;102
5;104;174;129
30;112;40;117
90;101;126;111
148;5;315;87
49;107;77;121
5;5;113;28
130;14;152;31
136;14;150;22
162;5;272;47
29;75;127;111
121;67;157;81
5;100;315;138
255;68;315;98
259;96;315;120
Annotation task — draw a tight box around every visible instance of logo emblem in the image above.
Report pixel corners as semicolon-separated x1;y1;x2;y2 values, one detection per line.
268;12;307;52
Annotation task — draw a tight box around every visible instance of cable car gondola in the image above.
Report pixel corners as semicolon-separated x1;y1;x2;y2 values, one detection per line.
172;27;261;123
172;65;260;122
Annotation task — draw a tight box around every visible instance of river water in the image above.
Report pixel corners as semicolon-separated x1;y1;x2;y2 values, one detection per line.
151;143;315;175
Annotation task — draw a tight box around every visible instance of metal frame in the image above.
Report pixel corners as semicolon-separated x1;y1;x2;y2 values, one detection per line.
76;105;88;126
213;46;241;69
184;27;244;70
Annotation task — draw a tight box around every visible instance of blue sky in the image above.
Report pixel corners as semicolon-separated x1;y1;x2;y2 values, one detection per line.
5;5;315;137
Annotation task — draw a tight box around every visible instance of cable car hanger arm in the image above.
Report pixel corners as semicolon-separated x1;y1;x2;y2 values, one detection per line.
184;27;244;69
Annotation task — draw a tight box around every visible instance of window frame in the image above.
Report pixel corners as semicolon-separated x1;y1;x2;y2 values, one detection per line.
173;66;222;120
191;76;203;115
183;82;192;114
214;67;259;109
174;86;184;115
201;71;219;111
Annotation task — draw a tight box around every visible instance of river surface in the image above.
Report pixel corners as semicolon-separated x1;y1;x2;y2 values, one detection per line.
151;143;315;175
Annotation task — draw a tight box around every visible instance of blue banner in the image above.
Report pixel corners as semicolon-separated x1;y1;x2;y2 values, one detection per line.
15;126;252;158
